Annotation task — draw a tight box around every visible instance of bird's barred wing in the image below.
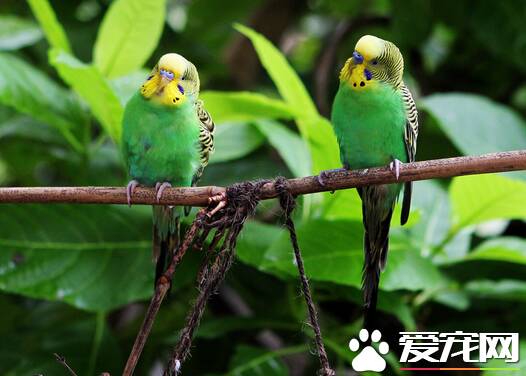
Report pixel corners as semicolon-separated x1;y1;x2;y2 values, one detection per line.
184;100;214;216
400;83;419;225
401;84;418;163
192;99;215;185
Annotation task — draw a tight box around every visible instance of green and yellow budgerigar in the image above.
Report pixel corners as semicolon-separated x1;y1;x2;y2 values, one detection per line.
122;53;215;284
329;35;419;329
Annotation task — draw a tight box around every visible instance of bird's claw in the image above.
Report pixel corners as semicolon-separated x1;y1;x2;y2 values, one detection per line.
317;168;348;193
126;180;139;207
389;159;402;180
317;171;329;187
155;182;172;203
207;191;227;217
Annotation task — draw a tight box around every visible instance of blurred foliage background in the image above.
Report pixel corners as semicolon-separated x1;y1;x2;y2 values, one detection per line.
1;0;526;375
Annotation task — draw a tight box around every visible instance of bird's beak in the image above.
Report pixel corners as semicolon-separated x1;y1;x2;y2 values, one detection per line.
352;51;364;64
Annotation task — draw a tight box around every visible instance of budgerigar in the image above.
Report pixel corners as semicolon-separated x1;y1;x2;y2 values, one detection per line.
122;53;215;284
328;35;418;329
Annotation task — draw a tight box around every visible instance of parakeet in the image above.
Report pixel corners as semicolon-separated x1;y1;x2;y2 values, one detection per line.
122;53;215;284
329;35;418;329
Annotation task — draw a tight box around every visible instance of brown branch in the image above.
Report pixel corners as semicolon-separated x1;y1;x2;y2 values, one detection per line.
122;215;204;376
0;151;525;206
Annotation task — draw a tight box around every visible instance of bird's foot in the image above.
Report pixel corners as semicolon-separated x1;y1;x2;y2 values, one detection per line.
126;180;139;207
388;159;402;180
317;168;349;193
207;191;227;217
155;182;172;203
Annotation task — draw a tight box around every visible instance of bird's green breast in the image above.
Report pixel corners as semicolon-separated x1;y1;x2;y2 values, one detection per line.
331;82;407;169
122;92;201;186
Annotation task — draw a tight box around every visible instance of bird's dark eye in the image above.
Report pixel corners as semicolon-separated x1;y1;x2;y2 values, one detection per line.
372;60;378;65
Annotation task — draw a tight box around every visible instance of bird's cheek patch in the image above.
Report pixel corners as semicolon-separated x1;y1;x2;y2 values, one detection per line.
349;65;375;90
165;82;187;106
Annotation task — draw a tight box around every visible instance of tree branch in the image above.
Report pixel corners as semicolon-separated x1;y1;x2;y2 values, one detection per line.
0;150;525;206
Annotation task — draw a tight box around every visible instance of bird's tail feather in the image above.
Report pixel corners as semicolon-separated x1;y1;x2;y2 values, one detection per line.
152;206;181;287
359;187;393;331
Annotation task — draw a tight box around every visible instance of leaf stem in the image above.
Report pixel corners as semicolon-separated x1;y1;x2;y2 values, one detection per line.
87;312;105;376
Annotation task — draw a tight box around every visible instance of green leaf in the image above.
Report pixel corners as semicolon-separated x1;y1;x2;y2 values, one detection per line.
0;52;84;151
466;279;526;301
450;174;526;228
94;0;167;77
421;93;526;156
234;24;317;120
257;219;447;291
0;204;152;312
321;189;367;221
27;0;71;53
110;69;149;106
50;49;123;142
409;181;450;253
236;221;284;272
234;24;340;173
228;345;299;376
0;15;43;50
0;302;121;375
200;91;296;124
210;123;265;163
464;237;526;265
254;120;311;178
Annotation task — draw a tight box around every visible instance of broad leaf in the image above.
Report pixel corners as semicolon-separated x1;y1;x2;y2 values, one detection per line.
0;204;152;312
200;91;296;124
421;93;526;156
94;0;167;77
450;174;526;228
464;237;526;265
211;123;265;164
0;52;84;151
466;279;526;301
50;49;123;142
242;219;447;291
234;24;340;173
254;120;311;178
234;24;317;120
0;15;42;50
110;69;149;106
27;0;71;53
0;301;121;374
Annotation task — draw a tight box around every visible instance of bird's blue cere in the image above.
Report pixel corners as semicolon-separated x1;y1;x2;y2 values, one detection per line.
352;51;364;64
160;68;174;81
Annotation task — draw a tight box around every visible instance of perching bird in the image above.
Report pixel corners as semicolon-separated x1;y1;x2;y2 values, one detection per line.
328;35;418;329
122;53;215;285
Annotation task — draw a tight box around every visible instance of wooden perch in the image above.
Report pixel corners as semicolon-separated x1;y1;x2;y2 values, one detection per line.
0;150;525;205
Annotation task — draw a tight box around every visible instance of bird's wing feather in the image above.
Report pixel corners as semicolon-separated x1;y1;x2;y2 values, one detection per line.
195;99;215;176
400;83;419;225
184;100;215;216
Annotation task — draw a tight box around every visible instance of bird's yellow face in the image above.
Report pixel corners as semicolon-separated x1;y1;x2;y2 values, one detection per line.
140;53;189;107
340;35;403;91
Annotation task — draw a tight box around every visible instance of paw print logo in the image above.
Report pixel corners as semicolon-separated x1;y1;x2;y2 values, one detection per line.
349;329;390;372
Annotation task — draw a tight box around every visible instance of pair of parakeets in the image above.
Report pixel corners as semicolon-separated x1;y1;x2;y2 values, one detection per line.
121;35;418;329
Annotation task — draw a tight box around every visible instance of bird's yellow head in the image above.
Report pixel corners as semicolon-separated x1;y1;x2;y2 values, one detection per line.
140;53;200;106
340;35;404;90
